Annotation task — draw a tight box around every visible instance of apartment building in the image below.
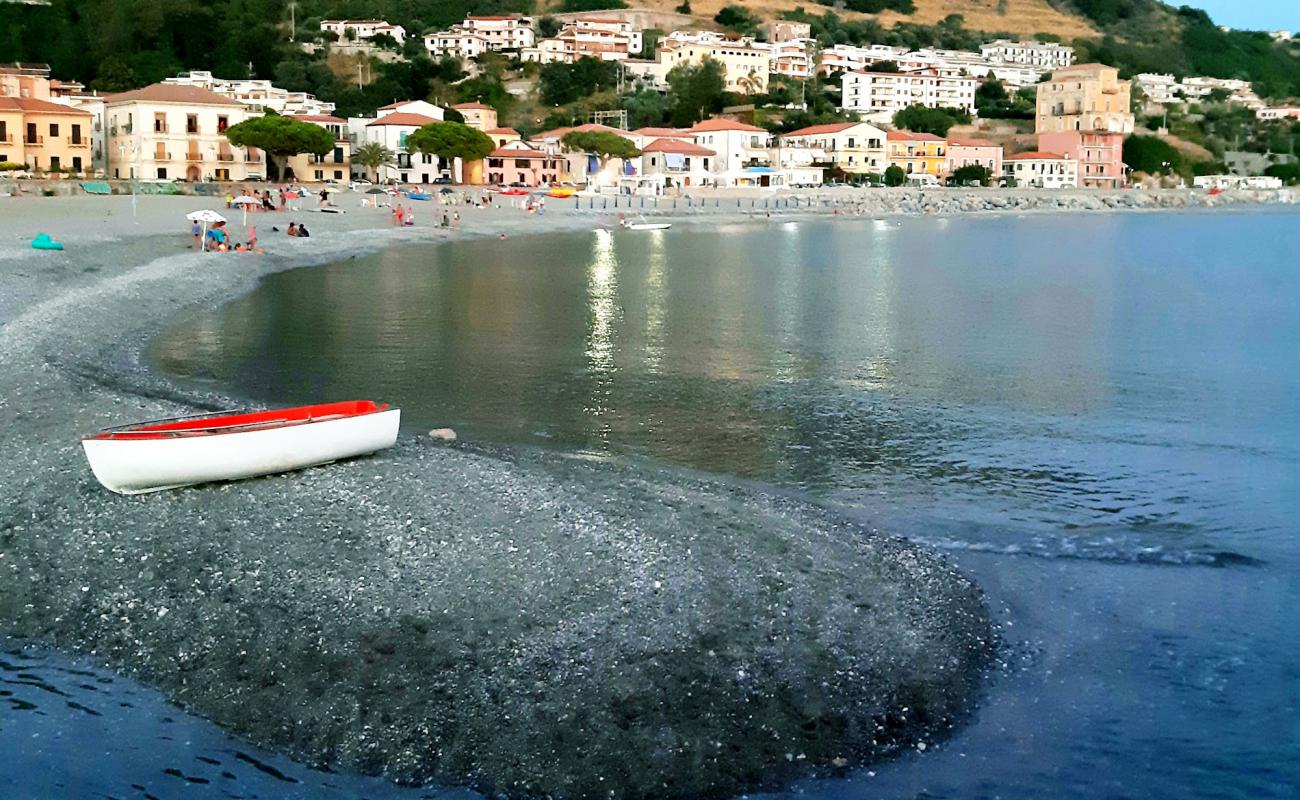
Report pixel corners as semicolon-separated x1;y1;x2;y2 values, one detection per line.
1038;130;1123;188
521;17;643;63
688;117;771;174
484;141;563;186
841;68;977;123
1135;73;1262;109
886;131;947;177
1036;64;1134;134
105;83;257;181
658;36;770;94
451;102;497;131
0;95;94;174
286;115;350;183
1257;106;1300;121
164;71;335;116
761;20;812;43
355;111;443;183
638;137;715;190
780;121;887;174
425;15;535;60
3;63;106;174
770;40;815;80
1004;151;1079;188
979;39;1074;69
819;44;908;75
320;19;406;45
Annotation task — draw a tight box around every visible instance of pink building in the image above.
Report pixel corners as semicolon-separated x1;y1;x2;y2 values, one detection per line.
484;143;562;186
946;138;1003;181
1038;130;1125;188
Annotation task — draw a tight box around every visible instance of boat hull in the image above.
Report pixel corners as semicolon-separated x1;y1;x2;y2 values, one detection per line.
82;408;400;494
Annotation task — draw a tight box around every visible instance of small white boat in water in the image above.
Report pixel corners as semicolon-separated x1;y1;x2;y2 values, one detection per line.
82;400;400;494
621;217;671;231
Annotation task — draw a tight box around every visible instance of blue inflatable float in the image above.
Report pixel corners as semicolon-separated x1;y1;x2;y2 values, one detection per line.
31;233;64;251
407;193;433;201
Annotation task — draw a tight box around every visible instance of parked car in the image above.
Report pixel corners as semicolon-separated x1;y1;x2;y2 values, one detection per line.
349;179;373;190
431;176;453;185
245;173;265;182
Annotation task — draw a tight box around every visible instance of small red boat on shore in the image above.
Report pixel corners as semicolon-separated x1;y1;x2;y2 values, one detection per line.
82;400;400;494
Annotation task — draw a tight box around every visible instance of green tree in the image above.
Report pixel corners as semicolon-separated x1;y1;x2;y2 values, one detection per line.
884;164;907;186
1122;135;1183;174
352;142;396;183
406;122;496;168
558;0;628;11
539;57;619;106
666;58;727;127
538;16;562;38
714;5;759;36
675;0;692;13
951;164;991;186
223;113;335;181
873;60;901;73
620;88;672;129
1264;163;1300;185
560;130;641;184
892;105;970;136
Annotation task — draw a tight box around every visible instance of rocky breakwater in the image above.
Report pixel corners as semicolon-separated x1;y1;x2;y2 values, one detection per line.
0;237;995;799
817;187;1297;217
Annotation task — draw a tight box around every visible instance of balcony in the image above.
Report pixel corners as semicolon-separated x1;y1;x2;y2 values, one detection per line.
153;125;169;134
152;152;173;161
185;152;203;162
24;135;44;146
67;138;89;148
217;153;235;162
0;134;12;145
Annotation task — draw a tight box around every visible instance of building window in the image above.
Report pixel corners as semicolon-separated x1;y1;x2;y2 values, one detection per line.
49;123;59;138
218;116;229;133
187;114;199;134
157;167;168;179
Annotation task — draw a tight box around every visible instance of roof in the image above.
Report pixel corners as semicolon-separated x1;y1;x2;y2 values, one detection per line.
1052;63;1115;74
452;102;495;111
366;112;438;127
783;122;859;137
292;114;346;124
948;137;999;148
688;117;767;133
1006;151;1068;160
467;15;526;21
489;145;547;158
0;96;92;116
105;83;242;106
887;131;945;142
642;138;715;156
485;127;519;135
631;127;691;138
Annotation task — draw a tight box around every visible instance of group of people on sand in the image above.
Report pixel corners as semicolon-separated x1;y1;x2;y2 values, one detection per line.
192;220;264;253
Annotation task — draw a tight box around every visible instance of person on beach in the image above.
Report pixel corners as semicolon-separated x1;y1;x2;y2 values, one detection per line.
278;187;286;211
394;204;405;227
319;188;330;207
287;222;299;237
247;225;258;250
298;224;311;238
191;220;202;249
452;211;460;229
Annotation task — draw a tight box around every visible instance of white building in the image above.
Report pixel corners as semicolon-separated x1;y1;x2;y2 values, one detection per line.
163;71;335;116
320;19;406;45
1134;73;1263;109
1257;106;1300;121
104;83;258;182
425;15;535;60
688;117;771;175
840;68;978;123
634;137;716;192
354;111;445;184
521;17;643;63
980;40;1074;69
1133;73;1181;104
657;34;770;94
770;39;815;80
819;43;909;76
1004;151;1078;188
780;121;887;174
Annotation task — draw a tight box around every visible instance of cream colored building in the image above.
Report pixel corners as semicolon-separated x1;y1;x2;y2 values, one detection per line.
286;115;350;183
658;35;769;94
780;121;887;174
1036;63;1134;134
425;15;535;60
105;83;259;182
451;102;498;131
2;64;98;175
521;17;643;63
840;68;977;124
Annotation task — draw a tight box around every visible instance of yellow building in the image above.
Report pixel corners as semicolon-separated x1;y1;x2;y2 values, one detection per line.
451;102;498;131
285;114;351;183
0;96;94;175
658;39;770;94
1036;63;1134;134
886;131;947;177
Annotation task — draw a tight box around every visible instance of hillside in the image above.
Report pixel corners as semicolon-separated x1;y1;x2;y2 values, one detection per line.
601;0;1097;39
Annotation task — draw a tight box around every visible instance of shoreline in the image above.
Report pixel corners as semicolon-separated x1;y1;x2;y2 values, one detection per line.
0;195;996;799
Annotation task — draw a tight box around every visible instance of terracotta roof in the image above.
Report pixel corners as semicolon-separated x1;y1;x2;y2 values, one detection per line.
485;127;519;135
0;96;92;116
688;118;766;133
642;138;714;156
488;145;546;158
887;131;945;141
948;137;999;148
292;114;346;124
631;126;691;137
105;83;242;106
783;122;859;137
1006;151;1068;160
366;112;437;127
452;102;494;110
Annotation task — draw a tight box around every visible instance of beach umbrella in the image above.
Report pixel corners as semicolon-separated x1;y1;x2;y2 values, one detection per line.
439;187;455;194
366;188;386;195
186;209;227;251
231;195;259;205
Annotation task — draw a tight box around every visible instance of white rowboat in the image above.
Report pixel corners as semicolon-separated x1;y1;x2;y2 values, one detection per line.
82;401;400;494
621;219;671;231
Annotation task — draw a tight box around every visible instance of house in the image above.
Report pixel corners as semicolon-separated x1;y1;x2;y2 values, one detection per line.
360;112;444;183
484;141;563;186
886;131;948;178
626;127;693;149
0;95;94;175
2;63;105;174
840;68;977;124
761;20;812;43
1257;106;1300;121
485;127;520;148
521;17;643;63
105;83;256;181
770;40;815;80
635;137;715;191
780;121;887;175
425;15;535;60
1004;151;1078;188
376;100;446;122
320;19;406;45
532;123;635;186
688;117;770;175
1037;130;1123;188
946;138;1003;181
1036;64;1134;134
451;102;498;131
979;40;1074;69
286;115;350;183
657;35;770;94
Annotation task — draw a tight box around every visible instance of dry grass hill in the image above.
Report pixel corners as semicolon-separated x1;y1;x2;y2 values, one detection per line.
568;0;1100;39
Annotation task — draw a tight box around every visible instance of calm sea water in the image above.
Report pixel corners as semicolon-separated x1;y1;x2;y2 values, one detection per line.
8;212;1299;798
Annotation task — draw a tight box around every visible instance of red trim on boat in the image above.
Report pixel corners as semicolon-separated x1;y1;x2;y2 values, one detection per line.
84;401;391;440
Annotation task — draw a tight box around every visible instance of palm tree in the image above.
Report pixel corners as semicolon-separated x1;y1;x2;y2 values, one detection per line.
737;69;762;96
353;141;396;183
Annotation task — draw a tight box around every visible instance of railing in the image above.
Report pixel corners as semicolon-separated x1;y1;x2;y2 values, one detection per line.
154;124;169;134
153;151;173;161
67;137;88;147
217;153;234;162
0;134;12;144
24;135;44;146
186;152;203;161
